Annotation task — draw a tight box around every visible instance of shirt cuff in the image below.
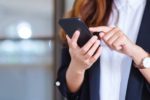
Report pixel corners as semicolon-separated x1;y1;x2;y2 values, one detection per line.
55;68;80;99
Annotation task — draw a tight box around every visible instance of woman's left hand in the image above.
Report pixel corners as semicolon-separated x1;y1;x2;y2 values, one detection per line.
90;26;149;67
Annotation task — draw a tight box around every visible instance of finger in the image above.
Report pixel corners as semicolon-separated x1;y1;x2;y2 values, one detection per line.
72;30;80;43
99;32;105;38
90;46;102;63
66;34;79;49
92;31;103;39
66;31;80;48
81;36;98;54
66;35;71;46
104;30;122;48
106;33;120;49
112;35;126;51
89;26;112;33
102;27;120;42
84;40;100;59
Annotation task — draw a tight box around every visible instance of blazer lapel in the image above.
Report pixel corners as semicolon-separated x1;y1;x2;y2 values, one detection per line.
136;0;150;52
126;0;150;100
89;58;100;100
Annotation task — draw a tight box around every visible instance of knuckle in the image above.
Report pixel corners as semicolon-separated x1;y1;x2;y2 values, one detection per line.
121;35;126;40
117;32;121;36
83;60;90;66
92;56;97;62
116;47;121;51
93;35;98;39
96;40;100;45
90;36;98;42
89;40;94;44
86;52;92;57
119;31;124;36
103;36;107;41
112;43;117;49
81;48;87;54
107;40;112;46
94;40;100;47
111;27;116;31
105;41;111;47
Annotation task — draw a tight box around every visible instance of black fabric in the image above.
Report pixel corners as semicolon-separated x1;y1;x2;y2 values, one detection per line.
126;67;145;100
88;58;100;100
142;83;150;100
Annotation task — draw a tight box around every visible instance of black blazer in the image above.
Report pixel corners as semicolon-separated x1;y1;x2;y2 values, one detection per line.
56;0;150;100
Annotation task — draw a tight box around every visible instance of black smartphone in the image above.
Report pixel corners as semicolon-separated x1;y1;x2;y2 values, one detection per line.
59;18;95;47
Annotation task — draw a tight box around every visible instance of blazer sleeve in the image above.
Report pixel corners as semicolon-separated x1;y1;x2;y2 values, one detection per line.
145;80;150;93
55;46;81;100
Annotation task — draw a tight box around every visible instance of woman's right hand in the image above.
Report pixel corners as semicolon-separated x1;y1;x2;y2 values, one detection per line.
66;30;102;73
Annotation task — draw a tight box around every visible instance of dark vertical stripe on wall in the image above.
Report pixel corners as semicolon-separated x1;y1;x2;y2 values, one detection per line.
54;0;65;100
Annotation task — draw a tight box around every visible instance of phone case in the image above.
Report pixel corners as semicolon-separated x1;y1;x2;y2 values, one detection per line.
59;18;92;47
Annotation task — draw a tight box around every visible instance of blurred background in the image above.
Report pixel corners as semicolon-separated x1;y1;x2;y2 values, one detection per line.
0;0;74;100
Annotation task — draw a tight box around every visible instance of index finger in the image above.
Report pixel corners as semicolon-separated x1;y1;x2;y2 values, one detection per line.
89;26;112;33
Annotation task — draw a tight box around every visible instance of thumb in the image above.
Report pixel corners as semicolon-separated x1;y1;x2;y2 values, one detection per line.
66;35;71;44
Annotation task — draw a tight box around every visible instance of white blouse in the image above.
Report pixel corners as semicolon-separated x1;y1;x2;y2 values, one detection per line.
100;0;146;100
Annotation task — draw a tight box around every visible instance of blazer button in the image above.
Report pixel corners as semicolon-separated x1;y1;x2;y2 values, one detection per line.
55;81;61;87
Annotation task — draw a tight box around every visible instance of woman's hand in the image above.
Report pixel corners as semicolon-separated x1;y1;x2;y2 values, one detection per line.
66;30;102;93
66;30;102;73
90;26;136;56
89;26;149;68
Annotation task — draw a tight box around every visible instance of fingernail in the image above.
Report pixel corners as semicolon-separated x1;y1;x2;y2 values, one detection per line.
93;35;98;39
89;27;94;31
100;32;104;38
76;30;80;34
89;27;93;29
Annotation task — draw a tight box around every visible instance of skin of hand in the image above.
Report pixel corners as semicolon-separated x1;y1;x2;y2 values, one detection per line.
89;26;149;68
66;30;102;72
66;30;102;92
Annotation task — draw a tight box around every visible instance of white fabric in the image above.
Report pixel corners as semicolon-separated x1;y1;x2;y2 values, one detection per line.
100;0;146;100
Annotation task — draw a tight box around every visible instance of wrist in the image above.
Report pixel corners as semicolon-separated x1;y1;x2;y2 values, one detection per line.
69;61;86;75
131;46;149;68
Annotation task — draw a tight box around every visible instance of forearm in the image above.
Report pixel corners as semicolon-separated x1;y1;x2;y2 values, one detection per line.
139;69;150;84
131;46;150;83
130;46;146;66
66;62;85;93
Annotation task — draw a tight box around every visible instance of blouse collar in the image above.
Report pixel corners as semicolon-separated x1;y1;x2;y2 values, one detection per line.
114;0;146;10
